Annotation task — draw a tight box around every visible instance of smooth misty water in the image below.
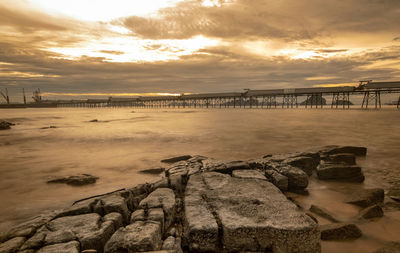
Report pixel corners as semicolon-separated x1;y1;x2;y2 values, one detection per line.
0;107;399;252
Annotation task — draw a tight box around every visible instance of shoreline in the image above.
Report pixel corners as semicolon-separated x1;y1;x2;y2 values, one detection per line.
1;146;399;253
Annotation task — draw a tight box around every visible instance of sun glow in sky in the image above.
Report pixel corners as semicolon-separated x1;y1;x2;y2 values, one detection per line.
28;0;185;21
1;0;399;98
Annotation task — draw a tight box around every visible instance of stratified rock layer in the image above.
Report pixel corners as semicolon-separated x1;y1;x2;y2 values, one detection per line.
184;172;320;252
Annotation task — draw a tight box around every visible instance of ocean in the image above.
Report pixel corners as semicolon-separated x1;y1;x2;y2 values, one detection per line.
1;107;399;252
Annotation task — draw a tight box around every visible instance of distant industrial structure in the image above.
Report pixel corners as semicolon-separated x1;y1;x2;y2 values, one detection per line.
1;80;400;109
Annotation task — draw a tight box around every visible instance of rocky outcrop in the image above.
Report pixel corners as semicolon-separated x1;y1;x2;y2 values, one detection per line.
47;174;99;186
320;223;362;240
184;172;320;252
317;164;364;182
346;188;385;207
2;146;377;253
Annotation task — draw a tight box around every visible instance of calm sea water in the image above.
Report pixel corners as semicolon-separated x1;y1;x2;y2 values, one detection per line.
1;107;399;252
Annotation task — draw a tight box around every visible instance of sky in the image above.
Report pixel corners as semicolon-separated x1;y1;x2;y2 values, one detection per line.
0;0;400;101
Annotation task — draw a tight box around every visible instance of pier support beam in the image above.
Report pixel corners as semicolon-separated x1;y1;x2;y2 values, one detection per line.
361;91;381;109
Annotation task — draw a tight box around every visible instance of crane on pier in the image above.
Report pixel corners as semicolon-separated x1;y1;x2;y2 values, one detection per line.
32;88;42;103
0;88;10;104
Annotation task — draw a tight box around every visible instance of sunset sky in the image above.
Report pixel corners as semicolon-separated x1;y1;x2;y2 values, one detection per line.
1;0;400;101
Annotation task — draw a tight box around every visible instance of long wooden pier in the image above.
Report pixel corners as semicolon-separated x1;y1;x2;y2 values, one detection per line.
2;81;400;109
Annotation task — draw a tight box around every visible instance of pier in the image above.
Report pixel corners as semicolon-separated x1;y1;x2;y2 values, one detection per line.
2;80;400;109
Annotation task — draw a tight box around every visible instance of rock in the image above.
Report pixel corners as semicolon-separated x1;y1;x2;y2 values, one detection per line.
161;155;192;164
317;164;364;182
271;164;309;190
47;174;99;186
40;126;57;129
152;178;169;190
184;174;219;252
225;161;250;171
131;208;165;232
201;158;229;174
169;174;187;193
320;223;362;240
139;167;165;174
264;169;288;191
46;213;115;252
388;187;400;202
139;188;176;230
346;188;385;207
373;241;400;253
104;221;162;253
284;156;316;176
232;169;267;180
328;153;356;165
0;237;25;252
36;241;80;253
184;172;320;252
247;158;266;169
2;211;59;243
0;120;14;130
162;236;176;250
320;145;367;156
359;205;384;219
104;212;124;230
44;229;76;245
97;194;131;224
56;198;97;218
89;119;98;122
20;228;46;250
309;205;339;223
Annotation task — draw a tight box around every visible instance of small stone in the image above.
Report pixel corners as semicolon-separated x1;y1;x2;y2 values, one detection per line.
284;156;316;176
346;188;385;207
0;120;13;130
89;119;98;122
47;174;98;186
388;187;400;202
320;223;362;240
359;205;384;219
265;169;288;191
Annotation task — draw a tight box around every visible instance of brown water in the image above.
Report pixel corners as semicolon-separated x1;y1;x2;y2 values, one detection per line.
1;107;399;252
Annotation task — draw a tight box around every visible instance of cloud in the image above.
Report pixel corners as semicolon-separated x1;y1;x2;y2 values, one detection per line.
121;0;400;41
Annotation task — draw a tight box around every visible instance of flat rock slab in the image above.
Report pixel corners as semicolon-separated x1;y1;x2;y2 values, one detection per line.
161;155;192;164
184;172;320;252
328;153;356;165
320;146;367;156
320;223;362;240
46;213;115;252
359;205;384;219
232;169;267;180
47;174;99;186
104;221;162;253
317;164;364;182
